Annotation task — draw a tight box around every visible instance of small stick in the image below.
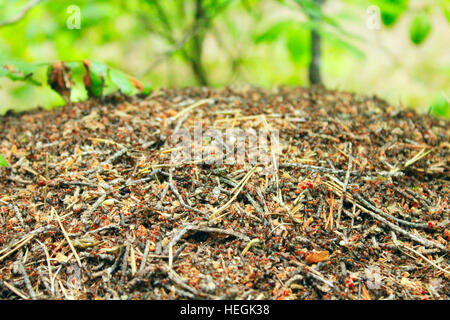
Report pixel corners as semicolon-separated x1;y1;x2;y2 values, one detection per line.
81;192;107;228
392;185;430;210
210;166;258;221
0;225;58;261
172;243;188;264
291;260;334;288
53;207;82;267
327;181;446;250
84;224;121;235
130;246;137;277
166;224;193;256
355;200;445;250
18;262;36;300
124;169;160;187
218;176;265;218
37;269;52;297
85;146;128;177
106;246;126;276
120;238;131;284
354;194;429;229
234;202;262;223
327;179;430;229
169;170;205;214
161;283;195;299
0;280;29;299
391;232;450;276
80;252;116;262
285;274;304;289
161;263;210;298
168;243;174;268
336;143;352;228
138;240;151;275
171;99;213;121
35;239;53;295
241;238;260;256
0;200;24;225
0;235;33;262
0;0;41;28
280;163;403;177
188;226;250;242
44;152;49;209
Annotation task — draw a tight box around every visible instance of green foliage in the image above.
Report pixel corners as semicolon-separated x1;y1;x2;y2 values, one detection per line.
429;94;450;118
374;0;409;27
86;61;108;97
0;154;8;167
292;0;323;20
0;61;42;85
319;30;364;60
256;21;311;65
286;24;310;64
255;1;364;72
440;0;450;22
109;68;136;96
0;0;448;118
409;13;431;45
255;21;293;43
0;59;149;111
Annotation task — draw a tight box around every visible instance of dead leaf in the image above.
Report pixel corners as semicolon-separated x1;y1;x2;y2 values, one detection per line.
55;252;69;263
305;250;330;264
48;61;72;102
82;59;93;96
128;76;144;92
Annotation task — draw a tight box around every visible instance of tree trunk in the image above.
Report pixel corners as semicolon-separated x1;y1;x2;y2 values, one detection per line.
309;28;322;85
191;0;208;86
308;0;325;86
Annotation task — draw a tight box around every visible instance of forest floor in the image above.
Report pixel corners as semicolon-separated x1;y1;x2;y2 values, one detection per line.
0;86;448;300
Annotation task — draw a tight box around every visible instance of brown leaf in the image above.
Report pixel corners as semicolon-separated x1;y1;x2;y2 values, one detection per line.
4;64;14;72
305;250;330;264
82;59;92;95
48;61;72;102
128;76;143;92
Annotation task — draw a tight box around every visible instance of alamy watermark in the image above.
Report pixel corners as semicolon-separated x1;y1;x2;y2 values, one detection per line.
366;5;381;30
66;5;81;29
168;121;281;175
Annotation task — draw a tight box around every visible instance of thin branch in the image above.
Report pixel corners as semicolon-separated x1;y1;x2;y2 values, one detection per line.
336;143;352;228
0;0;42;28
18;262;36;300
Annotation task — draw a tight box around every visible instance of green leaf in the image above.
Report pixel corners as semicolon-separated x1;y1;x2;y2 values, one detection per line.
141;82;152;95
381;12;398;27
294;0;322;20
254;21;293;43
440;0;450;23
1;61;41;85
109;68;135;96
429;94;450;118
66;61;87;102
376;0;409;27
1;58;146;104
319;30;365;60
286;25;310;64
0;155;8;167
410;13;431;45
6;61;39;74
89;61;108;97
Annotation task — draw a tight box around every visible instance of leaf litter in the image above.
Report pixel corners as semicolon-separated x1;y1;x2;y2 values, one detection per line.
0;86;448;300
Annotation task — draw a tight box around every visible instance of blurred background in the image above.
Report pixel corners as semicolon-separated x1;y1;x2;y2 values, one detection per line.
0;0;449;117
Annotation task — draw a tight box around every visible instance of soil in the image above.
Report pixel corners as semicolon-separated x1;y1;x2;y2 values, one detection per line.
0;86;448;300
